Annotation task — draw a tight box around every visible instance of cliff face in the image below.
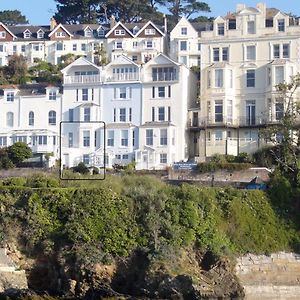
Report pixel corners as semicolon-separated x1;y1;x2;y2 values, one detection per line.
236;252;300;299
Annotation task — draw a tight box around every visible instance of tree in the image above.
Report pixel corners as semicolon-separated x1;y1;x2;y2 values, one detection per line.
0;10;28;25
4;55;28;84
166;0;210;21
260;74;300;186
7;142;32;166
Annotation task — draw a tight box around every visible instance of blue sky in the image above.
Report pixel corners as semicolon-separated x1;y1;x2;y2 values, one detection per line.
1;0;299;24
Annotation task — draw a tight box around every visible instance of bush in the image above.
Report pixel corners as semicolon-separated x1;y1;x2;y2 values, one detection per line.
197;162;252;173
72;162;90;175
26;174;59;188
7;142;32;165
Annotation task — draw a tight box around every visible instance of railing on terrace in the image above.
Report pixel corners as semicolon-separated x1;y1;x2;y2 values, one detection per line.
106;73;140;82
64;74;101;84
188;116;238;127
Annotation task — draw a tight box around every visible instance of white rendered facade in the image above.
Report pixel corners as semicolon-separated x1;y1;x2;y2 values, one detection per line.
188;3;300;160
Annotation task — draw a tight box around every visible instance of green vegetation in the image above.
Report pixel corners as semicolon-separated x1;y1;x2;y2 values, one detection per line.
0;142;32;169
0;173;299;265
0;9;28;25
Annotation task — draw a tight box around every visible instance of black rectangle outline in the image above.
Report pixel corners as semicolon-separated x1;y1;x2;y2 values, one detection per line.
59;121;106;180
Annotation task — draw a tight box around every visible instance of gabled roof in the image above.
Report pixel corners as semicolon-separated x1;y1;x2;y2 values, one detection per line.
37;28;45;33
144;53;180;67
48;23;74;37
23;28;32;33
105;21;135;38
83;25;93;32
135;20;165;37
61;56;100;74
106;55;140;68
0;22;17;39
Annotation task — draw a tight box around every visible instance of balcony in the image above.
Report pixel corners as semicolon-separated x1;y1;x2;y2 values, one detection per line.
239;116;267;127
188;116;238;128
64;74;101;84
106;73;140;82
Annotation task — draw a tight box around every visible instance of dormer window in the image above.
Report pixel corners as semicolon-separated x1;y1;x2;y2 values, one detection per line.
217;23;224;35
7;92;14;102
247;21;255;34
145;28;155;35
115;29;125;36
56;31;66;38
49;90;57;100
278;19;285;32
24;30;32;39
133;26;139;34
84;28;93;37
37;30;44;39
0;31;6;39
98;29;105;37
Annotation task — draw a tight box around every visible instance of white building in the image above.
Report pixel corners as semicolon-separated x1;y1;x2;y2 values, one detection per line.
0;84;61;164
170;16;211;67
188;2;300;160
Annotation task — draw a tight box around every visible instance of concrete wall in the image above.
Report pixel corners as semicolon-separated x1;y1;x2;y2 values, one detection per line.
236;252;300;299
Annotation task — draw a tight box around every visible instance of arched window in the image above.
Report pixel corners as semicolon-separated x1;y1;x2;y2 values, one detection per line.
48;110;56;125
6;112;14;127
29;111;34;126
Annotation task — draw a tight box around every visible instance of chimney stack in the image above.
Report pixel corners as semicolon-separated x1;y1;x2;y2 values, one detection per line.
50;17;57;30
110;15;116;29
163;14;167;34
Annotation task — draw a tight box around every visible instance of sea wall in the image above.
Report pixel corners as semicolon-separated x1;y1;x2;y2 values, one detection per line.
236;252;300;299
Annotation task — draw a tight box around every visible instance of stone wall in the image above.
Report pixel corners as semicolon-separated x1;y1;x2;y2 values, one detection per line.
0;270;28;292
236;252;300;299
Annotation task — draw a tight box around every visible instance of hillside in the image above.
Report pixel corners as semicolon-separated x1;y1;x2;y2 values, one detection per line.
0;174;299;299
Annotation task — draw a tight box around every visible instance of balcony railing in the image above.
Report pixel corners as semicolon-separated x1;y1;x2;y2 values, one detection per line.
64;74;101;84
152;73;177;82
188;116;238;128
106;73;140;82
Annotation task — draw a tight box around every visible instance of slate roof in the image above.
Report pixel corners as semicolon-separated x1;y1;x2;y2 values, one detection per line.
0;84;62;96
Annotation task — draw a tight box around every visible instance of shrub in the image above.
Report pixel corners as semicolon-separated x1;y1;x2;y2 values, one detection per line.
72;162;89;175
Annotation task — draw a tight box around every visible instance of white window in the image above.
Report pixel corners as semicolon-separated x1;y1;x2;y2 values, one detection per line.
119;108;126;122
84;107;91;122
133;41;138;48
215;101;223;123
275;66;284;85
160;153;167;164
160;129;168;145
121;130;128;146
37;31;44;39
35;136;47;145
246;45;256;60
229;69;233;88
98;29;105;37
84;29;93;37
227;100;233;122
119;87;126;99
56;31;66;37
217;23;224;35
82;88;88;101
215;130;223;141
283;44;290;58
49;90;56;100
158;87;165;98
83;130;90;147
21;45;25;52
81;43;86;51
72;44;77;51
215;69;223;88
145;28;155;35
179;56;187;65
6;112;14;127
247;21;255;34
6;92;14;102
24;31;31;38
146;129;153;146
181;27;187;35
158;107;165;121
48;111;56;125
246;70;255;87
275;99;284;120
56;42;63;51
28;111;34;126
222;47;229;61
145;40;153;49
273;44;280;58
278;19;285;32
0;31;6;39
0;136;7;146
83;154;90;165
115;29;125;35
107;130;114;146
180;40;187;51
213;48;219;62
